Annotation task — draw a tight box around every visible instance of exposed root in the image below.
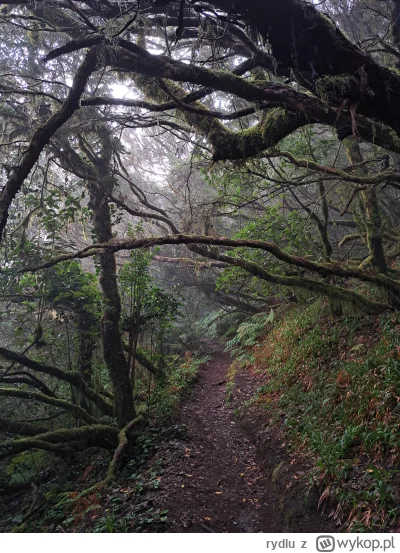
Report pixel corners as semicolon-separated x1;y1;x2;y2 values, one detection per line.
80;415;143;497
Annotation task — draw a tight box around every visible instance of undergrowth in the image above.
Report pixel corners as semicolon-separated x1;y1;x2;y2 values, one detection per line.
4;352;207;533
150;352;210;421
231;302;400;532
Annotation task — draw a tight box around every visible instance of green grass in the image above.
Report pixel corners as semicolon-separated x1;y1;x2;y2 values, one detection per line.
237;302;400;531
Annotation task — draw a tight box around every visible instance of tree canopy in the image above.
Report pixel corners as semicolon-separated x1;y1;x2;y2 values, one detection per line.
1;0;400;483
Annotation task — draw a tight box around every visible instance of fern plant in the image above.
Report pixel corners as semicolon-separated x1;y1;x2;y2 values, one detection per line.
225;310;274;354
195;310;246;339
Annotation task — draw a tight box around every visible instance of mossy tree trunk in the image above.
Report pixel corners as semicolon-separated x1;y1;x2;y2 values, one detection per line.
72;309;97;417
51;134;136;427
88;176;135;428
344;137;388;275
344;137;400;308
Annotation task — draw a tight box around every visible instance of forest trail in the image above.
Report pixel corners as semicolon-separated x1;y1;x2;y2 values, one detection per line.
152;341;333;533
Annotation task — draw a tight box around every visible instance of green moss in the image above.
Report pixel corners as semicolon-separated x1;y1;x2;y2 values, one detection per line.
271;461;284;483
319;12;351;41
389;129;400;148
315;74;354;103
319;12;337;28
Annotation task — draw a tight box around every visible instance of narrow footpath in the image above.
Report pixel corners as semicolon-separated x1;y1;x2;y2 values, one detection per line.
152;342;335;533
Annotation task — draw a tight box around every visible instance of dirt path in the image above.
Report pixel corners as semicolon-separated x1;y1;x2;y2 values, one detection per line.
156;343;275;532
0;342;335;533
152;342;334;533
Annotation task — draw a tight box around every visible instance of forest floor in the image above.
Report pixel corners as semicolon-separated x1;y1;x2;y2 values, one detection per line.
146;340;336;533
0;340;338;533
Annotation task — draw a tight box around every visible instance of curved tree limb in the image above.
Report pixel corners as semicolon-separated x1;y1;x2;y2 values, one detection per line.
0;348;113;416
153;255;228;269
0;388;99;424
0;424;119;461
42;33;400;158
80;415;143;496
0;417;47;437
0;370;56;398
271;150;400;187
0;46;99;242
20;234;400;297
16;233;394;313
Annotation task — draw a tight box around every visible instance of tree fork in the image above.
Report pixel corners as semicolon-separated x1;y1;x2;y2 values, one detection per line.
79;415;143;497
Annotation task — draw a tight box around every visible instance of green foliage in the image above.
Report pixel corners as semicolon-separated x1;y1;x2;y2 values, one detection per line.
45;261;101;318
151;353;209;420
6;450;46;485
119;248;180;346
215;204;315;300
195;309;246;339
226;310;274;354
234;205;311;252
92;506;168;533
246;303;400;531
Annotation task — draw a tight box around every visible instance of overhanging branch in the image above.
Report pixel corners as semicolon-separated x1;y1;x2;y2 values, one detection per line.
0;46;99;242
18;233;396;313
0;425;119;460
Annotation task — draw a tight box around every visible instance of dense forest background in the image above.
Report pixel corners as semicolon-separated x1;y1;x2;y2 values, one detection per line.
1;0;400;533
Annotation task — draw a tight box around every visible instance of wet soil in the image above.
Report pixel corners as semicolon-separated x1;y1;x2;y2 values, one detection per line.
151;341;336;533
0;341;338;533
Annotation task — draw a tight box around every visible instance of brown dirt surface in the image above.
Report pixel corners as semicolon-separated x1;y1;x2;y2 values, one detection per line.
0;341;338;533
149;341;337;533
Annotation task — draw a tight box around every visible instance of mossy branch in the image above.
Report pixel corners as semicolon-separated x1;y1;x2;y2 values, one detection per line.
0;388;99;425
129;345;159;377
0;348;113;416
271;150;400;187
0;47;99;242
0;417;47;437
21;234;400;301
80;416;143;496
0;425;119;461
0;370;56;398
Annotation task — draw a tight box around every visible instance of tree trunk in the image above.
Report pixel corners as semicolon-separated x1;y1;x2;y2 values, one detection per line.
344;137;388;275
130;333;139;391
73;309;96;418
344;137;400;308
77;310;96;386
88;179;135;427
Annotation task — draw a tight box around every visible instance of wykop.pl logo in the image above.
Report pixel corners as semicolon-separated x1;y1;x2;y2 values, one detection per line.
316;537;335;552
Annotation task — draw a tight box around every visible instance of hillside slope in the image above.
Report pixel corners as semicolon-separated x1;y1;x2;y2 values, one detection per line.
227;303;400;532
